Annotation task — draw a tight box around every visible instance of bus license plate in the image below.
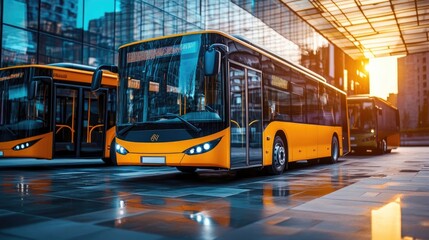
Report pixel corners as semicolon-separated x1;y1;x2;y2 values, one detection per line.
141;156;165;164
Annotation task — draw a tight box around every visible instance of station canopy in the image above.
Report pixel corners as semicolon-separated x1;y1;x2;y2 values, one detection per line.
281;0;429;59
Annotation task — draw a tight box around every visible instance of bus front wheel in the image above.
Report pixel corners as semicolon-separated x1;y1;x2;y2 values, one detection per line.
267;136;287;175
378;139;387;154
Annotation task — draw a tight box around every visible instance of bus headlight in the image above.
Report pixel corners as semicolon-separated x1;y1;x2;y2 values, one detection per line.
115;143;129;155
184;138;221;155
12;139;40;151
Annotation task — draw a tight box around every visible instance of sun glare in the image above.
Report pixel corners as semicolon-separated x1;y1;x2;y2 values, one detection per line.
368;56;400;100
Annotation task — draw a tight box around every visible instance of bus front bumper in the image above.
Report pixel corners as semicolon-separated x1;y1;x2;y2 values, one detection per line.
350;133;377;150
114;133;230;169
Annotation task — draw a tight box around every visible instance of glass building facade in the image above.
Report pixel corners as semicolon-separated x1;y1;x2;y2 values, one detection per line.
0;0;368;94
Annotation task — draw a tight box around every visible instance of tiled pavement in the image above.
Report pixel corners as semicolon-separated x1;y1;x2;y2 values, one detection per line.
0;147;428;239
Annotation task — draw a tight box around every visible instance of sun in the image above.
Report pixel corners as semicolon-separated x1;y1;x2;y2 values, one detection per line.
368;56;400;100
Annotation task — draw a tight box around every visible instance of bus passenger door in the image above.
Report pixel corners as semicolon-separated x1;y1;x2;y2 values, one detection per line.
229;63;263;168
80;89;107;157
54;86;79;157
54;86;108;158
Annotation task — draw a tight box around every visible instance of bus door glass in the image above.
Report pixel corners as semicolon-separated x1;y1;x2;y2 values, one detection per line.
229;63;263;167
80;89;107;157
54;85;108;158
54;86;79;157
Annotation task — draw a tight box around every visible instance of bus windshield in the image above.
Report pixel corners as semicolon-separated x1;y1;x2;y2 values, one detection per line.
118;34;226;137
348;100;375;132
0;69;51;141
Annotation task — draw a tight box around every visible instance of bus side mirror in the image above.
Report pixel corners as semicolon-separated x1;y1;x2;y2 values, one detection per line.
204;48;221;76
28;76;53;100
91;65;118;92
91;69;103;92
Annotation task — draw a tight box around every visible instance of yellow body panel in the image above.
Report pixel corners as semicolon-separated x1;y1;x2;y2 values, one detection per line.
116;128;231;169
104;126;116;158
387;133;400;150
116;122;343;169
0;132;53;159
52;69;117;87
263;122;343;166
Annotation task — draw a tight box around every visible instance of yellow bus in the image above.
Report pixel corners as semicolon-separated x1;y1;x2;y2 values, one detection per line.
93;30;350;174
0;63;117;164
348;95;400;154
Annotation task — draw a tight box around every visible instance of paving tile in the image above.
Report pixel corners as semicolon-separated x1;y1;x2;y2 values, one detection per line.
1;147;429;239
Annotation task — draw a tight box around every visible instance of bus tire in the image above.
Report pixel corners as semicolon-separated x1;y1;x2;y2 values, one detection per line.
328;135;339;164
102;139;117;166
378;139;387;154
176;166;197;174
266;136;287;175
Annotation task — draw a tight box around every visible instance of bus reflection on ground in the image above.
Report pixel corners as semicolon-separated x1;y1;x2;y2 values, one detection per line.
109;171;349;237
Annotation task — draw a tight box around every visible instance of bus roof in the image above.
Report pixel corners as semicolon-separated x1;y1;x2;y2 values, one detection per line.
347;94;398;110
0;63;117;86
48;63;97;72
119;30;345;95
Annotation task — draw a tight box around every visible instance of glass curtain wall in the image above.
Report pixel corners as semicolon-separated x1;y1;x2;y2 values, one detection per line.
1;0;331;81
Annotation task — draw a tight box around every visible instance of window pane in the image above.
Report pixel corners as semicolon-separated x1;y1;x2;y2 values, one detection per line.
83;46;114;66
320;85;335;125
83;0;115;49
38;34;82;64
1;26;37;67
40;0;83;40
3;0;38;29
306;80;319;124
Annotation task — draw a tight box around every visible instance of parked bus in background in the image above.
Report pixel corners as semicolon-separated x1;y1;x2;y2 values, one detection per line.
0;63;117;164
93;30;350;174
348;95;400;154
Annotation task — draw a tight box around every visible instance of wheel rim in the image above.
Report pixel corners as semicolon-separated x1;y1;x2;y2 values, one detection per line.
383;140;387;152
332;137;339;162
274;142;286;168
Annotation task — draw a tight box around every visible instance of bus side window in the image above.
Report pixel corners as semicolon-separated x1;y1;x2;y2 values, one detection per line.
306;80;319;124
320;86;335;126
334;92;341;126
290;83;305;123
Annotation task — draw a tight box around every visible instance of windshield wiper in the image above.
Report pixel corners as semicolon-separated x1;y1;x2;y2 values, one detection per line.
118;122;138;136
0;125;16;136
156;113;201;134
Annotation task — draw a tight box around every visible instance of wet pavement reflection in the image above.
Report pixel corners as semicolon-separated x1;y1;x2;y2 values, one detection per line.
0;147;428;239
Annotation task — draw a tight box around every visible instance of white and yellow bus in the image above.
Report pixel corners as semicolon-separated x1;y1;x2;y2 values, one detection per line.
93;30;350;174
0;63;117;164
